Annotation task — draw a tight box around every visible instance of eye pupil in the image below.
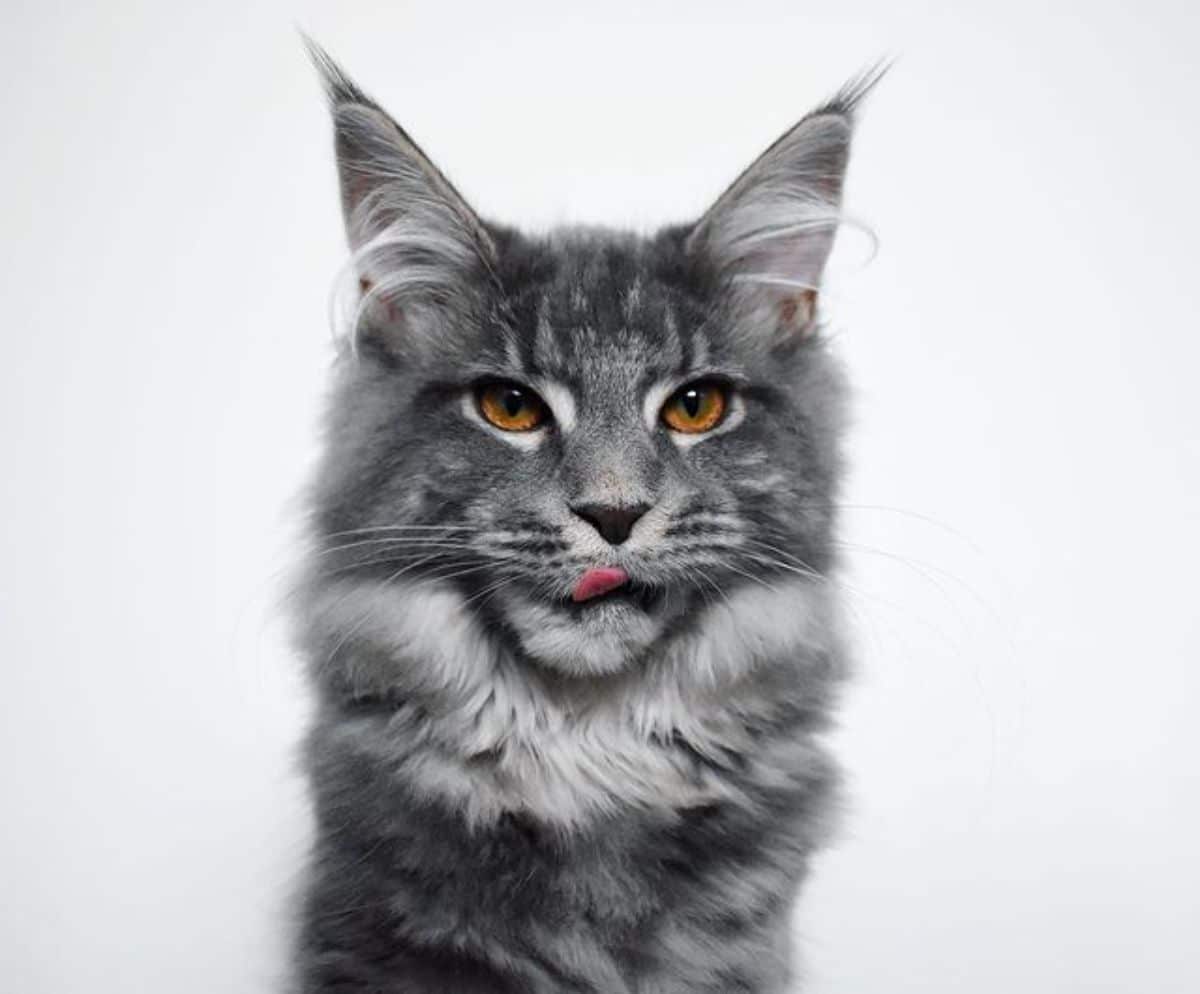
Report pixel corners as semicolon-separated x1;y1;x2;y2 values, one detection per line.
503;390;524;416
682;389;702;418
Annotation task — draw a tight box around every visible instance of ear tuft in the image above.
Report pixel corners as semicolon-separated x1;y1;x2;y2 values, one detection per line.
301;32;375;111
805;58;892;124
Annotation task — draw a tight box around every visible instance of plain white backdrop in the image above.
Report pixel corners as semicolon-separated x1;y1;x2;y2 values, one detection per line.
3;1;1198;991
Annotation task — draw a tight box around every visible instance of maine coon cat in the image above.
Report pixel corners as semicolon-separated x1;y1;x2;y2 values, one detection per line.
291;41;879;994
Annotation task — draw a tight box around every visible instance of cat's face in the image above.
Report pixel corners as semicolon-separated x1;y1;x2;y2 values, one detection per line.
305;47;870;677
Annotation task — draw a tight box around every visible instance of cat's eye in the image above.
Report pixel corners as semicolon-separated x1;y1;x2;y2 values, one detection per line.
661;380;729;434
476;381;549;432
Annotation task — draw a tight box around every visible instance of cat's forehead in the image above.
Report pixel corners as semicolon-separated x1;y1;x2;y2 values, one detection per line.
500;228;711;387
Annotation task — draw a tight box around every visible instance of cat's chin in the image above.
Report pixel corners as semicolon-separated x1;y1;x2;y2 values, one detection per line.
496;588;668;677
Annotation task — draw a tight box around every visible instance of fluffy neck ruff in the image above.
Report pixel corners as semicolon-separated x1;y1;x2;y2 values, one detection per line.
301;575;846;829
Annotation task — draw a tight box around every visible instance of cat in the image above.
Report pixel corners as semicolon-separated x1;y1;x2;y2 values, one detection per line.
290;39;879;994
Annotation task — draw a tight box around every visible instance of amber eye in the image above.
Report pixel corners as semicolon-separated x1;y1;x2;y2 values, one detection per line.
661;380;729;434
476;381;549;432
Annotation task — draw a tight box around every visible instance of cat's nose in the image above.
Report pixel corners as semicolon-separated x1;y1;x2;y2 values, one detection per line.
571;502;650;546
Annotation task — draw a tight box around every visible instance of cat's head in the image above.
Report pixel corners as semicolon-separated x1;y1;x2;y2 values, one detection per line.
303;44;875;680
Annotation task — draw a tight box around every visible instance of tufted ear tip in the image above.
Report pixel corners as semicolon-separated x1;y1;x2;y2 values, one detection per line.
300;32;374;111
806;57;892;124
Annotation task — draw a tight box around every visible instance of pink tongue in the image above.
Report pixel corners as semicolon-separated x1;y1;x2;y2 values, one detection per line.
572;566;630;603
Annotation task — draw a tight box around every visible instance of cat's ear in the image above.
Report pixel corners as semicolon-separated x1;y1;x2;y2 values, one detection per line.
305;38;496;353
686;67;884;342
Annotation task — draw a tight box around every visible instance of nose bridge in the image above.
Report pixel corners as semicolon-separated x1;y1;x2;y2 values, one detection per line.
562;401;660;509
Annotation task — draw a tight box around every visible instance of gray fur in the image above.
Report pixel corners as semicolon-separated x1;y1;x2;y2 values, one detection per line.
290;40;878;994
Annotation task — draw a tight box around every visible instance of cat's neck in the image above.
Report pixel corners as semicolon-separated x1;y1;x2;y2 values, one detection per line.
304;575;845;828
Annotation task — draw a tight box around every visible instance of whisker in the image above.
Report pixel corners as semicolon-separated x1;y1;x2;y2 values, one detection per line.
795;501;983;553
304;544;546;586
317;523;478;540
833;539;994;612
310;537;485;559
736;537;825;578
717;557;779;593
693;568;732;610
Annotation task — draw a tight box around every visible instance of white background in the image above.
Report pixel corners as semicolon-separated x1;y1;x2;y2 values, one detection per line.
3;2;1198;991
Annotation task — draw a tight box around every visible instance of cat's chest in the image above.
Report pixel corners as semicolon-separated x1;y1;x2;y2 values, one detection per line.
469;721;736;825
423;801;794;994
378;684;758;828
430;801;734;927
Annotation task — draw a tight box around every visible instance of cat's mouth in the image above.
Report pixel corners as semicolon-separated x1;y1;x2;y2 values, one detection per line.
561;583;661;615
572;566;631;603
560;567;663;615
496;570;669;675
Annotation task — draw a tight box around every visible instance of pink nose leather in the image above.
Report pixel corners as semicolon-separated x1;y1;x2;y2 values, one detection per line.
571;566;630;603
